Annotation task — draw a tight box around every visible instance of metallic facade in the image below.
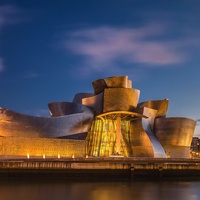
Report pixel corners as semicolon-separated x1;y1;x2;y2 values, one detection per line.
0;105;93;139
0;75;197;158
85;76;196;158
154;117;196;158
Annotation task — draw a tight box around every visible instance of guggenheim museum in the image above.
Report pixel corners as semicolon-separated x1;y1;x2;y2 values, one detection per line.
0;76;196;158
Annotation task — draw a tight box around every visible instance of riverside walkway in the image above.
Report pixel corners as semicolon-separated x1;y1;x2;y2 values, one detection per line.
1;157;200;179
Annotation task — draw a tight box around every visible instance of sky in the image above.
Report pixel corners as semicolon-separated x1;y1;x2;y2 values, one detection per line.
0;0;200;134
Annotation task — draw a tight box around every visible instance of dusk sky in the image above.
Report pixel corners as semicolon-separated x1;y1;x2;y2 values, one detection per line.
0;0;200;135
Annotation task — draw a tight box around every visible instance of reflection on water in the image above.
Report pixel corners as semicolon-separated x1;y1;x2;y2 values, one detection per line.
0;179;200;200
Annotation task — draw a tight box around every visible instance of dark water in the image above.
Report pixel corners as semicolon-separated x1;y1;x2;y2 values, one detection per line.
0;179;200;200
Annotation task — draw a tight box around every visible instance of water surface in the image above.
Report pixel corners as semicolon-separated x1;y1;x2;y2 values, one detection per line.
0;179;199;200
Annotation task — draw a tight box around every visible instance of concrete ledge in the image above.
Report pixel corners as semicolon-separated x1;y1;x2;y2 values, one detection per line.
1;157;200;179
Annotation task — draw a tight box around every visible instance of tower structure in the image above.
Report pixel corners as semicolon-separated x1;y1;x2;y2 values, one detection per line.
81;76;196;158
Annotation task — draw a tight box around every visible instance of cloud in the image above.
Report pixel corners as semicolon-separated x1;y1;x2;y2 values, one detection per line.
63;24;186;73
0;4;20;29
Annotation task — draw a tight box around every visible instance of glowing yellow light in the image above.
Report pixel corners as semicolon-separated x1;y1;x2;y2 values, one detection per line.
27;153;30;159
58;154;60;159
43;154;45;159
72;154;75;158
86;155;88;158
86;114;133;157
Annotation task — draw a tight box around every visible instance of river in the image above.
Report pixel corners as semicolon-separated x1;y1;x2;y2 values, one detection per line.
0;179;200;200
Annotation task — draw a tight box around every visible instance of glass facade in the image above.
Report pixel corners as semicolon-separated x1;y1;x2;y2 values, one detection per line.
86;116;132;157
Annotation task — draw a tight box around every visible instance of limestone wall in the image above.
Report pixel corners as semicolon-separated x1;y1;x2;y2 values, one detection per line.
0;137;85;158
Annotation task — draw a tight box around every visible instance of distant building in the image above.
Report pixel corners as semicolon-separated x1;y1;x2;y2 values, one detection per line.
0;76;197;158
191;137;200;152
191;137;200;158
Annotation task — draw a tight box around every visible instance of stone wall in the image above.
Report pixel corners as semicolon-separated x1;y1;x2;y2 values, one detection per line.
0;137;85;158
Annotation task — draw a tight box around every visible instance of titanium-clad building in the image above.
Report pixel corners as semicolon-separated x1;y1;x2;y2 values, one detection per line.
0;76;196;158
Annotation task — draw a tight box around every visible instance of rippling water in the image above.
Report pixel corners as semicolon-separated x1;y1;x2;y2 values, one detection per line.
0;179;200;200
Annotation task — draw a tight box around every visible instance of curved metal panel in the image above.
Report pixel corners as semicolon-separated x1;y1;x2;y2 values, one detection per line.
138;99;169;117
154;117;196;158
48;102;92;117
82;92;103;114
0;107;94;139
92;78;107;95
104;76;132;88
73;93;94;104
129;119;154;157
154;117;196;146
92;76;132;94
103;88;140;112
141;107;166;158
